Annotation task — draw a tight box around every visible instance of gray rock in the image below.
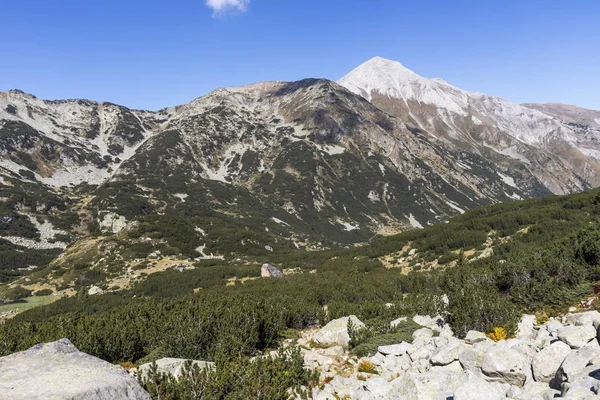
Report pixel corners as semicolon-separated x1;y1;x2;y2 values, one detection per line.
377;342;412;356
565;311;600;327
517;314;538;339
322;345;345;357
458;346;488;373
558;325;597;348
556;346;600;384
0;339;150;400
464;330;488;344
390;316;408;328
481;346;530;386
365;375;418;399
545;320;564;336
453;371;505;400
260;263;283;278
532;340;572;383
312;315;365;347
412;370;467;400
138;357;214;380
430;339;466;366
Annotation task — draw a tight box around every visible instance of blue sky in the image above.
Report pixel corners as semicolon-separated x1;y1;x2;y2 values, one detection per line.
1;0;599;110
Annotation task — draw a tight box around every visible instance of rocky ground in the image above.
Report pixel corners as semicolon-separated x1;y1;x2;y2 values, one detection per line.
3;310;600;399
296;312;600;399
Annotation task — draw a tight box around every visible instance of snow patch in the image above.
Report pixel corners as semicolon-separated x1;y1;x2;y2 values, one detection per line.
408;213;423;229
271;217;290;226
497;171;518;188
0;215;67;249
317;143;346;155
445;200;465;214
337;219;360;231
378;163;386;176
174;193;188;202
505;191;522;200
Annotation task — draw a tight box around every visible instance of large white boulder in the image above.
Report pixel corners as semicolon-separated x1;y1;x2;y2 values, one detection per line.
557;325;597;348
430;339;466;366
531;340;572;383
453;371;505;400
555;346;600;384
312;315;365;347
0;339;150;400
516;314;537;339
138;357;214;380
377;342;412;356
564;311;600;327
480;346;530;386
260;263;283;278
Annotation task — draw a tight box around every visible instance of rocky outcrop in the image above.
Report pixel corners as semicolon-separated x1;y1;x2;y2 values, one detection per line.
137;357;214;379
0;339;150;400
299;312;600;399
261;263;283;278
312;315;366;347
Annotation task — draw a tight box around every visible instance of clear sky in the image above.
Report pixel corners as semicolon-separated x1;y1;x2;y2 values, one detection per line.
1;0;599;110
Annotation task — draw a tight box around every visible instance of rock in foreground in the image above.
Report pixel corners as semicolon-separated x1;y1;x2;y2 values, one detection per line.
0;339;150;400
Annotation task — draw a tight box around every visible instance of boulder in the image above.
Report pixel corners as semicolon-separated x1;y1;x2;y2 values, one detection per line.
531;340;572;383
545;320;564;336
516;314;537;339
458;346;488;373
430;339;466;366
564;311;600;327
412;370;467;400
390;316;408;328
312;315;365;347
138;357;214;380
480;346;530;386
453;371;505;400
464;330;488;344
0;339;150;400
557;325;597;348
261;263;283;278
556;346;600;384
377;342;412;356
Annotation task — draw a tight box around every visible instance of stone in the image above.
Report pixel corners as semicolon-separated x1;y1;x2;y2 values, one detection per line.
412;370;467;400
300;349;334;369
87;285;103;295
430;340;466;366
453;371;505;400
0;339;150;400
412;327;434;347
516;314;538;339
565;311;600;327
377;342;412;356
464;330;488;344
364;375;419;399
322;345;345;357
531;340;571;383
408;344;434;362
556;346;600;384
389;316;408;328
458;346;488;373
413;315;444;331
260;263;283;278
138;357;214;379
558;325;597;348
545;320;564;336
480;346;530;386
312;315;365;347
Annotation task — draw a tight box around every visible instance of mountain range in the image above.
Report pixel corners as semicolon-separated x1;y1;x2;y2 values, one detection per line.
1;57;600;285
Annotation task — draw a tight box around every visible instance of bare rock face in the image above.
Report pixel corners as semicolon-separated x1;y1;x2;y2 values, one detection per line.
0;339;150;400
261;263;283;278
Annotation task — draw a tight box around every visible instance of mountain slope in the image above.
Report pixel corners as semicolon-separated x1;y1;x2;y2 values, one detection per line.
338;57;600;194
1;63;598;288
